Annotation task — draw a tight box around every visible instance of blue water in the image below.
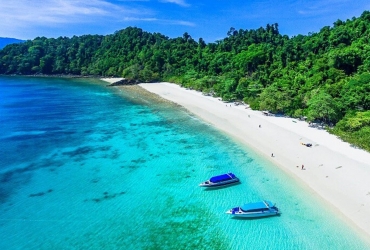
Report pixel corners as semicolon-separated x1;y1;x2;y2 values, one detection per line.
0;76;369;249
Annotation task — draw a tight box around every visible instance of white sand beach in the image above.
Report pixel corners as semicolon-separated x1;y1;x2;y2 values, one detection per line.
102;79;370;239
139;82;370;238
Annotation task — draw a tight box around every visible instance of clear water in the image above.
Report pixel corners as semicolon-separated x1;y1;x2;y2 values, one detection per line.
0;76;369;250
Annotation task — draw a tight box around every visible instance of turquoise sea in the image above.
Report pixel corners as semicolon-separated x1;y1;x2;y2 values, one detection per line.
0;76;369;250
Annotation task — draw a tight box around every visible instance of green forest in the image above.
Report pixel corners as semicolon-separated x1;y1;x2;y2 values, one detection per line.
1;11;370;151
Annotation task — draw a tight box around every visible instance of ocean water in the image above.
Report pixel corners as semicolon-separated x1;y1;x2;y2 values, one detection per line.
0;76;369;250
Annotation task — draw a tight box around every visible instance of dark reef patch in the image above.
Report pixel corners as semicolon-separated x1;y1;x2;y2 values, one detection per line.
131;158;146;164
98;134;115;142
63;146;94;157
144;120;173;128
128;165;140;170
178;139;188;144
0;158;64;203
90;178;100;184
108;149;120;160
1;158;64;184
84;191;126;203
29;189;53;197
0;187;12;204
38;158;65;169
62;145;112;158
137;110;150;115
245;158;254;164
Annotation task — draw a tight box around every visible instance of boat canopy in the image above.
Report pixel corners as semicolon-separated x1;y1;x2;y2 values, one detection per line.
241;200;274;211
210;173;236;183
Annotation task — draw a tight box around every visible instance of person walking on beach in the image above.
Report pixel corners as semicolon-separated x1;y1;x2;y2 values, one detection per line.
301;164;304;170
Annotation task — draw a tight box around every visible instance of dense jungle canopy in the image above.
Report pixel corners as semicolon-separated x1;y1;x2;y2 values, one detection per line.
1;11;370;150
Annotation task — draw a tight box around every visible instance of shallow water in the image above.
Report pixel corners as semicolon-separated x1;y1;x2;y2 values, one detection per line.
0;76;369;249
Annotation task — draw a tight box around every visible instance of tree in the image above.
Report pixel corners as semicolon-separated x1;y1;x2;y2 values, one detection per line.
340;72;370;110
259;84;292;113
233;44;267;74
307;89;339;123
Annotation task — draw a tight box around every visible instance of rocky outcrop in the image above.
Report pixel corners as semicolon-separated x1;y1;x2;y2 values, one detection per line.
107;78;140;86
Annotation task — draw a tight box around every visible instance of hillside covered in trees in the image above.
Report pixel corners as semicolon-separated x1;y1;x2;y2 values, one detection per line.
1;11;370;150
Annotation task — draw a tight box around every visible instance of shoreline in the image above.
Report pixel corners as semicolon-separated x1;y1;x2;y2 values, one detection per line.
102;79;370;241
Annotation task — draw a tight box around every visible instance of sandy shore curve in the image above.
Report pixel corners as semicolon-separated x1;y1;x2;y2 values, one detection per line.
101;78;370;240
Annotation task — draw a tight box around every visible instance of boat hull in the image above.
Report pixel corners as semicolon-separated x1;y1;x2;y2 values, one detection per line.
199;178;239;187
226;201;280;218
226;210;279;218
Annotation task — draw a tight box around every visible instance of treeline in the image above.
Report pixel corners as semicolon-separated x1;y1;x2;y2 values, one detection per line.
1;11;370;150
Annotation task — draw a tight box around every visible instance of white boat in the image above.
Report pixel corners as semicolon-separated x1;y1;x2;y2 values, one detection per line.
199;173;239;187
226;200;280;218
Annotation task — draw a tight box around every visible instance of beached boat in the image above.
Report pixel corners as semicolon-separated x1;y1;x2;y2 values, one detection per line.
226;200;280;218
199;173;239;187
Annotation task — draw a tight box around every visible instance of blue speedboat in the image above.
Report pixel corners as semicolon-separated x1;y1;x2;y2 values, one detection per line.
199;173;239;187
226;200;280;218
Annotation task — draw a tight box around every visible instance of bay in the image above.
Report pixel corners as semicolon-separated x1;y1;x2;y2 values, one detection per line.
0;76;368;249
